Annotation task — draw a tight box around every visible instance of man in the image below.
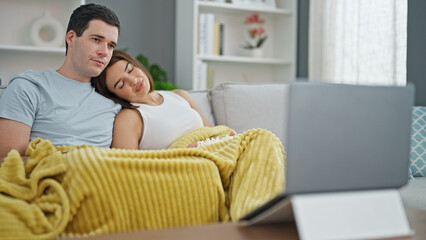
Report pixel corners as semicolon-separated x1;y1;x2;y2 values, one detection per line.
0;4;122;161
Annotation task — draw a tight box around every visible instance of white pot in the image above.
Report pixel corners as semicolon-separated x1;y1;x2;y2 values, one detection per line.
241;48;264;58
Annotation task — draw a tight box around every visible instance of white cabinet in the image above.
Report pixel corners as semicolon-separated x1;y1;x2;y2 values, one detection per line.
0;0;85;85
175;0;297;90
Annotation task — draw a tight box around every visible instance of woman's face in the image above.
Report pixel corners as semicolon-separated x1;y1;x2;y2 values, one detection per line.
105;60;151;103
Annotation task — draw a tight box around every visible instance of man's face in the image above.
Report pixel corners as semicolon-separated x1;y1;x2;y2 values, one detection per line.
68;19;118;81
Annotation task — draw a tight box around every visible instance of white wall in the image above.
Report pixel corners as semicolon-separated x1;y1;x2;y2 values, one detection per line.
87;0;176;84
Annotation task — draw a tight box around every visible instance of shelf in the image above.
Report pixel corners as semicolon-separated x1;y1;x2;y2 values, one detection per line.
197;2;292;15
0;45;65;54
0;0;84;84
175;0;297;90
199;55;292;65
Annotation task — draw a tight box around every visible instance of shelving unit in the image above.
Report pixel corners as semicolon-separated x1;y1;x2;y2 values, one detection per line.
0;45;66;54
200;55;292;64
0;0;85;85
175;0;297;90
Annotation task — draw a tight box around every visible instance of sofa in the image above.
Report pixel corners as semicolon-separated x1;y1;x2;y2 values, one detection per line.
1;83;288;238
0;82;425;213
187;82;426;211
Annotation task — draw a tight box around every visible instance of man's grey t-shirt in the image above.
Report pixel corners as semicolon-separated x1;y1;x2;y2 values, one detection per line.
0;69;121;147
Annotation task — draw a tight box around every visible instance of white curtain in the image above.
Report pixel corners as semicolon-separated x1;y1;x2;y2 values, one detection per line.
309;0;407;86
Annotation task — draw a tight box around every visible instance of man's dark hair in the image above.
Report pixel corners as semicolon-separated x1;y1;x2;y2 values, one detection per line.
65;3;120;55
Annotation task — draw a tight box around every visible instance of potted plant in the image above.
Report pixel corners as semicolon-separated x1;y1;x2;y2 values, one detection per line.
135;53;178;90
241;13;268;57
107;48;178;90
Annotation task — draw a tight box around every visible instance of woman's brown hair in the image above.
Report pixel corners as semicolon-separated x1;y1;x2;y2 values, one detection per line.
91;49;155;109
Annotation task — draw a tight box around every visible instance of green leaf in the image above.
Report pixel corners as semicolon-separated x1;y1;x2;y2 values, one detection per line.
136;54;149;68
242;41;255;49
133;50;179;90
150;64;168;82
256;35;268;48
154;80;178;90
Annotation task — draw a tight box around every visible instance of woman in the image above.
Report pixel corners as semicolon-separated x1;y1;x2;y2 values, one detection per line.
92;50;211;150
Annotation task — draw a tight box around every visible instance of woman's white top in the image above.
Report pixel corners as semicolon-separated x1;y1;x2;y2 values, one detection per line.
133;91;203;150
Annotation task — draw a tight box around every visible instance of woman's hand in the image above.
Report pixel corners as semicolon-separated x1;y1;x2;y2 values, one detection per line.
186;131;236;148
187;142;198;148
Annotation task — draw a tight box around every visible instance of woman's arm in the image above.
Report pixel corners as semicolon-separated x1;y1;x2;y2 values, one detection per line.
172;89;211;127
111;108;143;149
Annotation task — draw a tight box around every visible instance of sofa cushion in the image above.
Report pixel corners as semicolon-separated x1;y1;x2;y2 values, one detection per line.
188;90;216;126
211;83;290;147
410;106;426;177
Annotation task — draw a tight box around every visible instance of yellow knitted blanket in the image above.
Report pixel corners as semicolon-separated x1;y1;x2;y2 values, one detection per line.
0;126;286;240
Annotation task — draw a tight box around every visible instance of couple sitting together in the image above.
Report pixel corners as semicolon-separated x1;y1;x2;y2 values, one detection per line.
0;4;210;162
0;4;286;237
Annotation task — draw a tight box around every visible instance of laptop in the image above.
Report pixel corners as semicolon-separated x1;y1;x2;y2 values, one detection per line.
240;82;415;224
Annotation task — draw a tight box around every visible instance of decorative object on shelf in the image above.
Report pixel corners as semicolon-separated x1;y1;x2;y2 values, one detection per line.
241;47;264;58
241;13;267;57
233;0;276;8
201;0;227;3
262;0;277;8
134;51;178;90
30;11;65;48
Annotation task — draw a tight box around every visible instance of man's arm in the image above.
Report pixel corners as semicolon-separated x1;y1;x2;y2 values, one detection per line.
0;118;31;162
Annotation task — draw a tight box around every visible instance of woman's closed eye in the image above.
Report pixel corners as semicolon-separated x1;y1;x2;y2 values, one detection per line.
114;79;125;90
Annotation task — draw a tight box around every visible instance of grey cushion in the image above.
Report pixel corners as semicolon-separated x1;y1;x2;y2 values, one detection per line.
187;90;216;126
210;82;290;146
